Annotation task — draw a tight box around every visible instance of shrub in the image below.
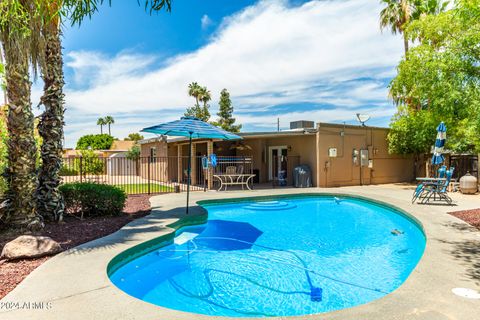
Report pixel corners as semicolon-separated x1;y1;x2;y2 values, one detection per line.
76;134;114;150
60;182;127;219
59;165;78;176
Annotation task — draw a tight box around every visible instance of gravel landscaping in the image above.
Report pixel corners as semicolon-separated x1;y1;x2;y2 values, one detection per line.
0;194;152;299
449;208;480;230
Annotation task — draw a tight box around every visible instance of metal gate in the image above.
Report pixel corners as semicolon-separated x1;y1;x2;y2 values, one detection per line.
449;154;478;179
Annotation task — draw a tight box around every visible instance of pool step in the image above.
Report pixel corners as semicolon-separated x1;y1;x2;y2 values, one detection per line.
244;201;297;211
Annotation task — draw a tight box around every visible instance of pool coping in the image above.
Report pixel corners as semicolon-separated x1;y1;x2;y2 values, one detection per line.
1;186;479;320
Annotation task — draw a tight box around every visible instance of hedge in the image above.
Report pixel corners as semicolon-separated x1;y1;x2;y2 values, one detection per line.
60;182;127;219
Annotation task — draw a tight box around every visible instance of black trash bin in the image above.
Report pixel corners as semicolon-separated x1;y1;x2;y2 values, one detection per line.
253;169;260;183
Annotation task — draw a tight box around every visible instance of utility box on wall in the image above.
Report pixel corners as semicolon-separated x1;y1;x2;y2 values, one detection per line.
328;148;337;157
360;149;369;167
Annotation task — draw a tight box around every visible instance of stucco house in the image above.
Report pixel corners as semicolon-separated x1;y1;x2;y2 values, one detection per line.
138;120;414;188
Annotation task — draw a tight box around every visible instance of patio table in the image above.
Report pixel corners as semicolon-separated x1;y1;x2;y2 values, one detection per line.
213;173;256;191
416;177;457;192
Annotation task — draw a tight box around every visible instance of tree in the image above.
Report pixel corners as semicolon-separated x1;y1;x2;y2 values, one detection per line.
388;0;480;156
379;0;448;55
104;115;114;135
380;0;414;54
213;89;241;132
97;117;105;134
185;82;210;121
0;0;172;227
124;133;144;142
76;134;114;150
36;0;171;222
0;105;7;195
36;1;66;222
126;145;141;160
0;1;44;229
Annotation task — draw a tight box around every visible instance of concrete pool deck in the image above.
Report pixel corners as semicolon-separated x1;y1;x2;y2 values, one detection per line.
1;185;479;319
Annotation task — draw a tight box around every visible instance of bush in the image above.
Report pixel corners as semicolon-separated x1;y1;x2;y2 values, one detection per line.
59;165;78;176
60;182;127;218
76;134;114;150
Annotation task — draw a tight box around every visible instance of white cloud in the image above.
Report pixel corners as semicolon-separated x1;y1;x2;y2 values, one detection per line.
201;14;213;30
62;0;402;120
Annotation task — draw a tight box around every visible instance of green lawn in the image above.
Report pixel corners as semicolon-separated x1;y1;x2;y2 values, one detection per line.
115;183;174;194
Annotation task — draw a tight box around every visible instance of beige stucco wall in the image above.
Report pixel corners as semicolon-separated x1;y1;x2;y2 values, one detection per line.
237;134;317;185
316;123;414;187
137;125;414;188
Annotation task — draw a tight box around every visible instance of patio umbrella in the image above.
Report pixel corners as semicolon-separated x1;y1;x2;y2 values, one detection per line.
432;122;447;165
141;116;241;214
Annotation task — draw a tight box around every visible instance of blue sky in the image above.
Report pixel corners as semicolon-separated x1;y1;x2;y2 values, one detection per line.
28;0;403;147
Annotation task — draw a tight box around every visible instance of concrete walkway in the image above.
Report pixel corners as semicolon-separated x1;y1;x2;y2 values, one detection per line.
1;185;479;319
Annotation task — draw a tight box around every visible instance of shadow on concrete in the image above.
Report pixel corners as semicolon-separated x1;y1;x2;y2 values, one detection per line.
436;237;480;285
63;205;206;256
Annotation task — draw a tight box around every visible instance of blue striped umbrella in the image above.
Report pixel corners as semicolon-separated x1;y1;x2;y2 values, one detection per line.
431;122;447;165
141;116;241;214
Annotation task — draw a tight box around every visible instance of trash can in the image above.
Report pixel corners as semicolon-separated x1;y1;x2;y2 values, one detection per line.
294;165;312;188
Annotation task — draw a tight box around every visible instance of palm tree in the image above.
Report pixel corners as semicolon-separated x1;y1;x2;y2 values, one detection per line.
199;86;211;122
36;1;67;222
104;115;114;135
188;82;202;108
380;0;413;55
97;117;105;134
35;0;172;223
0;1;44;229
380;0;448;55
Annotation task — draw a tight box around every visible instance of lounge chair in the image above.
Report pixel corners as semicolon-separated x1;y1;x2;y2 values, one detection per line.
411;165;449;204
417;167;454;205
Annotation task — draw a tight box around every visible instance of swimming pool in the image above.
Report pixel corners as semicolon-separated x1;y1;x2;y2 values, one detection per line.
109;195;426;317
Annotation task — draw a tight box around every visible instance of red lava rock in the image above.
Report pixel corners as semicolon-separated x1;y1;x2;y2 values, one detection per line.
449;208;480;230
0;194;152;299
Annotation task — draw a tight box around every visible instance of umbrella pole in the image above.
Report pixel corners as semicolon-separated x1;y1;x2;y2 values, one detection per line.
186;133;192;215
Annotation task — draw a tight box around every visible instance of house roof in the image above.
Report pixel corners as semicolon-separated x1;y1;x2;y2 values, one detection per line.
137;122;390;144
110;140;135;151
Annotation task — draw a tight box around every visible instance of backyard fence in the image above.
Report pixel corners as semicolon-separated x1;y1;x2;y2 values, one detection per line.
60;155;253;195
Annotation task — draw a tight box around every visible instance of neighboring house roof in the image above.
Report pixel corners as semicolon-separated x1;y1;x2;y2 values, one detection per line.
110;140;135;151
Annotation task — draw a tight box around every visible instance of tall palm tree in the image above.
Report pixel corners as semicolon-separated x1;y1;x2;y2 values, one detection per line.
380;0;413;55
188;82;202;108
35;0;171;223
97;117;105;134
0;0;44;229
104;115;114;135
36;0;66;222
199;86;211;122
380;0;448;55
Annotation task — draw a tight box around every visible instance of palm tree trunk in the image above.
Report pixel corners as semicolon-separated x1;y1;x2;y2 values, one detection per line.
100;125;103;134
108;124;111;135
403;32;409;55
1;42;42;230
37;22;65;222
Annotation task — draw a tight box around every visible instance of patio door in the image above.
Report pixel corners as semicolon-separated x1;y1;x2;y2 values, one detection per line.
268;146;288;181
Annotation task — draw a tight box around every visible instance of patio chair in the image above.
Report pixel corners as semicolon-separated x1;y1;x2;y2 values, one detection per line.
225;166;237;175
418;167;454;205
411;165;451;204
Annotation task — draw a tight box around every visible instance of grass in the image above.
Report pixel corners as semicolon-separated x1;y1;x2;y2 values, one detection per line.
115;183;174;194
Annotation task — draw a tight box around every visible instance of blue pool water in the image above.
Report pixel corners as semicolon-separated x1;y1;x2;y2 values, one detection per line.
109;196;425;317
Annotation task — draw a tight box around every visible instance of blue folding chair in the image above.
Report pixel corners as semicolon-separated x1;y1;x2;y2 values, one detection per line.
412;165;448;204
418;167;454;205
